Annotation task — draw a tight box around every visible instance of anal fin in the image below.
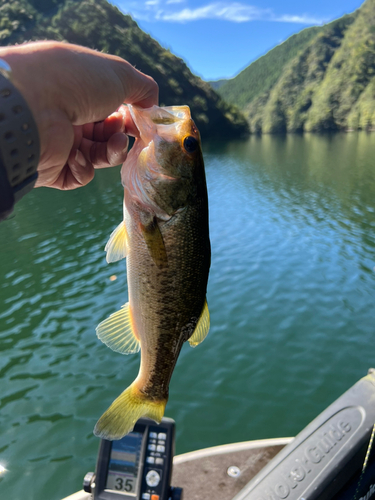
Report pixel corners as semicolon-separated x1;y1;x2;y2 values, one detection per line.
96;303;140;354
188;299;210;347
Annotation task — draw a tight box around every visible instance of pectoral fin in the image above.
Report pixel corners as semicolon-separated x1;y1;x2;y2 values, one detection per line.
96;303;140;354
105;221;129;263
140;216;168;269
188;300;210;347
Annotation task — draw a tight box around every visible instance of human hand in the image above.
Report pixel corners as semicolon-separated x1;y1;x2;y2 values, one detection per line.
0;41;158;189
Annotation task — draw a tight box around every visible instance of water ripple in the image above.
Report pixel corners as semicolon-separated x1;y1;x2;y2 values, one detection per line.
1;135;375;499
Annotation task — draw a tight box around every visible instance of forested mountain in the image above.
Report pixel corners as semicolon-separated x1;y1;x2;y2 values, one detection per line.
217;0;375;134
217;25;323;110
246;15;356;134
0;0;249;139
208;79;228;90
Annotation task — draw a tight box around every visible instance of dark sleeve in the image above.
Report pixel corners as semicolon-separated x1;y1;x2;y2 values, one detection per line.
0;64;40;222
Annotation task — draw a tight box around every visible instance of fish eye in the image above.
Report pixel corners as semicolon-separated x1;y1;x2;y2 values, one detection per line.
183;136;198;153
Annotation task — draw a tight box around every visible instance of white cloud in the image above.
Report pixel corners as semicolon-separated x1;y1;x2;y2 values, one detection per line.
276;14;325;24
113;1;326;26
158;3;271;22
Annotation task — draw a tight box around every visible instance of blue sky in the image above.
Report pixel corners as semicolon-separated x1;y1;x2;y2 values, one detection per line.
110;0;364;81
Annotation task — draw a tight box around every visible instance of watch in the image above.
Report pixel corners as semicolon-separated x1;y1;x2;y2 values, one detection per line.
0;58;40;221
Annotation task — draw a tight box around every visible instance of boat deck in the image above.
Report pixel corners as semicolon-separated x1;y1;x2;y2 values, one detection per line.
171;438;292;500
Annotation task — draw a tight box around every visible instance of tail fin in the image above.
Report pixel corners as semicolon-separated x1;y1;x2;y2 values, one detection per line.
94;383;167;440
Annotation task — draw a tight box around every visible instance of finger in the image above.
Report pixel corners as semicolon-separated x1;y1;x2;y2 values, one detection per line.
92;112;124;142
117;66;159;109
35;165;61;188
118;105;139;137
38;153;95;190
72;125;84;149
91;107;139;140
85;132;129;168
105;132;129;166
82;122;95;140
63;149;95;188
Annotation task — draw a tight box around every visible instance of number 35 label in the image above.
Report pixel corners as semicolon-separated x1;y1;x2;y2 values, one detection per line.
107;474;136;493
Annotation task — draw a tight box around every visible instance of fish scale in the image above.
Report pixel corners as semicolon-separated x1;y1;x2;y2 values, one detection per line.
128;205;209;399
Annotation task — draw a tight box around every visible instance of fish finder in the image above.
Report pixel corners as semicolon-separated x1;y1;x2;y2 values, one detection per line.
84;417;182;500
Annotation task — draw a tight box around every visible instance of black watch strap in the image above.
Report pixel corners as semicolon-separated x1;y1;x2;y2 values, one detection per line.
0;60;40;221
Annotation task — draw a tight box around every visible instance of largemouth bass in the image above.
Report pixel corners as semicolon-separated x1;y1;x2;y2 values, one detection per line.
94;105;211;440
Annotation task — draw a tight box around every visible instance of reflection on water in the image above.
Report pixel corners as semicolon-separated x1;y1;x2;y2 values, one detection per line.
0;133;374;500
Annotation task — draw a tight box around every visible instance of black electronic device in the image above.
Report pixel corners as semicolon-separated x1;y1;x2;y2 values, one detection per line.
88;417;180;500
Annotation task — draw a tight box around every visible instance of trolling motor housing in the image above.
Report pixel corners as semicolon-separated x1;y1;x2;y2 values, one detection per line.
233;369;375;500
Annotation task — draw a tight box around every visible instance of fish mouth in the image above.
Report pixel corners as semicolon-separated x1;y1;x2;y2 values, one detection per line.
128;105;193;144
129;104;191;123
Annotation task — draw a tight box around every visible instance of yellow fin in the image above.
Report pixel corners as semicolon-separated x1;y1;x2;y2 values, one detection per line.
105;221;129;263
188;300;210;348
96;303;140;354
140;217;168;269
94;383;167;440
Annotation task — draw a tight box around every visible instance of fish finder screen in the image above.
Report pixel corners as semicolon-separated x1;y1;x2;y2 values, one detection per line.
105;432;143;495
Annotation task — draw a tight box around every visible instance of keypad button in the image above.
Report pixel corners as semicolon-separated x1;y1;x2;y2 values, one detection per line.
158;433;167;440
146;456;155;464
142;494;150;500
155;458;164;465
149;432;158;439
151;495;160;500
148;444;156;451
156;445;165;453
146;470;160;487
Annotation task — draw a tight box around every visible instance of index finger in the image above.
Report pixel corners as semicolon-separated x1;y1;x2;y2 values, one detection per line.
114;59;159;109
117;105;139;137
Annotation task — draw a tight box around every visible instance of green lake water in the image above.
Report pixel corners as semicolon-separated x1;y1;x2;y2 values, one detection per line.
0;132;375;499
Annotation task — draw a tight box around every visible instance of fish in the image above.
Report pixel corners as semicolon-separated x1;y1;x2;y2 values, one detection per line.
94;104;211;440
